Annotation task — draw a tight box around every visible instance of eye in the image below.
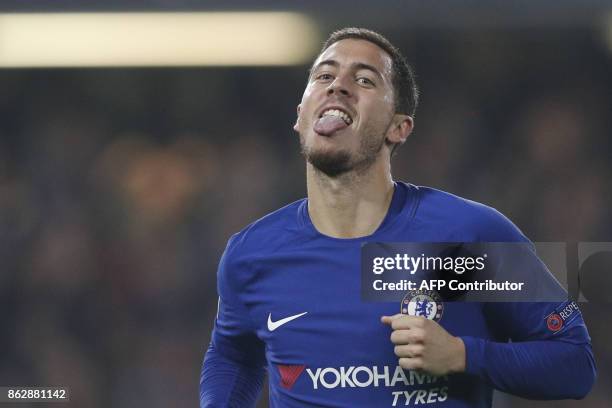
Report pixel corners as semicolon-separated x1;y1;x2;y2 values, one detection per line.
315;73;333;81
356;77;375;86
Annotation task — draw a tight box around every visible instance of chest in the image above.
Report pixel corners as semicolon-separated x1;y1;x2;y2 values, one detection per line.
244;246;491;366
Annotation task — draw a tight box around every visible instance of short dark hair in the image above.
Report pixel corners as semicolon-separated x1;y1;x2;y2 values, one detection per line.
317;27;419;117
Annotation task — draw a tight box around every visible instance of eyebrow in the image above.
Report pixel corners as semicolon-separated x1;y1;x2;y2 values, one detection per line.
310;59;384;80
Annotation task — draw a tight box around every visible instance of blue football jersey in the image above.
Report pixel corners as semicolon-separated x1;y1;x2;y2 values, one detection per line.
203;182;594;407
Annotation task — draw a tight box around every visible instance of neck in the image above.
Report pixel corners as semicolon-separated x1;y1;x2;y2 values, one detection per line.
306;157;395;238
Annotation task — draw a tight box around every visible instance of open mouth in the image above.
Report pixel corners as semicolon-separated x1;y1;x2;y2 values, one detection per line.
319;108;353;125
313;106;354;136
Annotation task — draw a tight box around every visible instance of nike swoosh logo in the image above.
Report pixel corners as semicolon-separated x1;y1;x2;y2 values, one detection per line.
267;312;308;331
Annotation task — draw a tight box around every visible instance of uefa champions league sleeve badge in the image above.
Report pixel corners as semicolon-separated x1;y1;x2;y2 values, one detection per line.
400;289;444;322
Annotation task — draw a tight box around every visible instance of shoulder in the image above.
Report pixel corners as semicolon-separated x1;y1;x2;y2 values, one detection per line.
413;185;529;242
217;199;305;292
221;198;306;265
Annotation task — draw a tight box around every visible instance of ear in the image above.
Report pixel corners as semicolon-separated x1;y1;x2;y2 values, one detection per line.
293;104;302;131
386;114;414;145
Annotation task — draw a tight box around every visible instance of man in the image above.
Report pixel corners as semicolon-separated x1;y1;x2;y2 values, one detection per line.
200;28;595;407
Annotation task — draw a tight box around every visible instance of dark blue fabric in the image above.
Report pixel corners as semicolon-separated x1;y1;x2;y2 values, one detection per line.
200;182;595;407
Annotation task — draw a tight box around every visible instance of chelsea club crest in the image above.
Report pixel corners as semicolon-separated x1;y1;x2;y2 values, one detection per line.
401;289;444;322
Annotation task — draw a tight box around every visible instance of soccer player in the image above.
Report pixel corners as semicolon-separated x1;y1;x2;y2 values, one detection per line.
200;28;596;407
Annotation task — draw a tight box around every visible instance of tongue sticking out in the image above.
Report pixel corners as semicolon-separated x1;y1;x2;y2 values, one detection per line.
314;115;349;136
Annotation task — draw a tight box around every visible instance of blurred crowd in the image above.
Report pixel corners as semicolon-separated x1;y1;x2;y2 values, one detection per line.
0;28;611;407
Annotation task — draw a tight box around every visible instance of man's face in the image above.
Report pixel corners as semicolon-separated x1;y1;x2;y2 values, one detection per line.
294;38;398;177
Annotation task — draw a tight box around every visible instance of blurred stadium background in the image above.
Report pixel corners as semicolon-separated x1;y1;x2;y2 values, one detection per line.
0;1;611;407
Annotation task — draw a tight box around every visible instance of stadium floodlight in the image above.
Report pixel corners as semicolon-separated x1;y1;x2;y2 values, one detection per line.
0;12;320;67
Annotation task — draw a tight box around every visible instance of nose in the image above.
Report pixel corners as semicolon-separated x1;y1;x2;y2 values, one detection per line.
326;75;352;97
